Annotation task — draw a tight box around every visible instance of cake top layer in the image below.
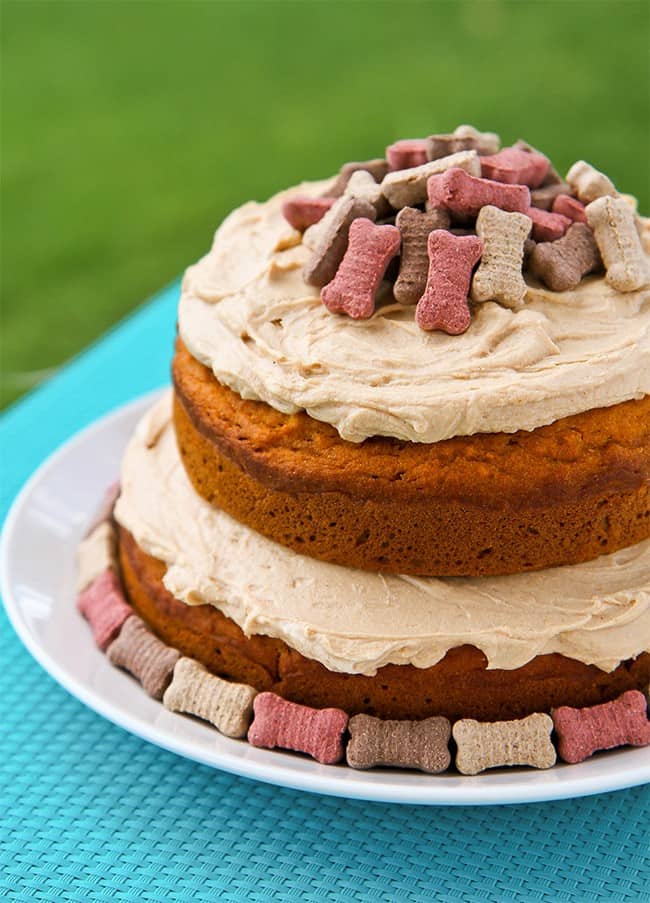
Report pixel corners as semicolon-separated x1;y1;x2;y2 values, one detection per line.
179;177;650;443
114;394;650;676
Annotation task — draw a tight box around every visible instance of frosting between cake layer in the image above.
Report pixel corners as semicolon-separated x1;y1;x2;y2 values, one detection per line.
178;180;650;444
114;394;650;676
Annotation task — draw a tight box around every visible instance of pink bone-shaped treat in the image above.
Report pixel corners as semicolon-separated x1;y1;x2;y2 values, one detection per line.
416;230;483;335
321;217;401;319
77;568;132;651
480;146;550;188
247;692;349;764
552;194;588;224
526;206;572;242
552;690;650;764
282;195;335;232
427;168;530;219
386;138;429;171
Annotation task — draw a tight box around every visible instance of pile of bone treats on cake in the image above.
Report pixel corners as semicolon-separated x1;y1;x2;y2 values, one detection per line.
282;124;649;333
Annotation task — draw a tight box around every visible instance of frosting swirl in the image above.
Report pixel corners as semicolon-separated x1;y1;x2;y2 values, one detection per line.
114;395;650;676
178;180;650;444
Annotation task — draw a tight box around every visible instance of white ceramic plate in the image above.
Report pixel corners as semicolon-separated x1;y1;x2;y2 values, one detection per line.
2;391;649;806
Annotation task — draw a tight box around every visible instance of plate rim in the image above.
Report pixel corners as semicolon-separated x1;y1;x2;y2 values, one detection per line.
2;389;649;806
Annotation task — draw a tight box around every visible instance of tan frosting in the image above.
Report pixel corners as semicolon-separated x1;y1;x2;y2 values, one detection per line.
114;395;650;676
178;179;650;444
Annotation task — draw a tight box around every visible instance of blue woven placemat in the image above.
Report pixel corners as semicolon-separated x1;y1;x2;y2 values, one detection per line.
1;283;649;901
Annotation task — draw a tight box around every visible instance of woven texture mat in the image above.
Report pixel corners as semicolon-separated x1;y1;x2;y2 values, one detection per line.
1;284;649;901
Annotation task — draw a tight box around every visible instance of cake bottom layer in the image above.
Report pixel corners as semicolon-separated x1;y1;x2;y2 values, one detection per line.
118;526;650;722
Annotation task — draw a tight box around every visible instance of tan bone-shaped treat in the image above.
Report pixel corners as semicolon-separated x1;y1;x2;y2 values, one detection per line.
344;170;392;218
567;160;617;204
382;150;481;208
453;713;556;775
471;205;532;308
394;206;451;304
107;614;180;700
346;714;451;773
329;158;389;198
77;521;117;592
586;196;649;291
303;195;376;287
163;657;257;738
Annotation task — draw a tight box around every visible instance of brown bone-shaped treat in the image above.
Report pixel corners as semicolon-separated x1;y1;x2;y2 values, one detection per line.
247;692;348;764
346;714;451;773
163;657;257;738
321;218;401;319
329;158;389;198
427;124;500;159
552;690;650;764
394;206;451;304
416;230;483;334
530;181;571;211
528;223;601;292
453;713;556;775
107;614;180;700
303;196;376;287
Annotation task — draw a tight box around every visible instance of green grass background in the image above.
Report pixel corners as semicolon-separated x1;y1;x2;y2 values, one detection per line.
2;0;649;408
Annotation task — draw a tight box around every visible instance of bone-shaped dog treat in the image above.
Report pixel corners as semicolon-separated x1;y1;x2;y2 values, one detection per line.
427;124;500;160
427;168;530;218
282;195;335;232
530;181;571;211
416;230;482;334
321;218;400;319
552;194;587;224
553;690;650;764
480;147;550;188
386;138;429;171
107;614;180;700
77;568;132;651
567;160;617;204
329;159;389;198
346;714;451;773
525;206;571;242
163;657;257;738
382;150;481;208
393;207;451;304
453;713;556;775
84;481;120;537
247;692;348;764
528;223;601;292
77;520;117;592
514;139;562;179
343;170;391;218
586;195;650;291
303;196;376;287
471;206;532;308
